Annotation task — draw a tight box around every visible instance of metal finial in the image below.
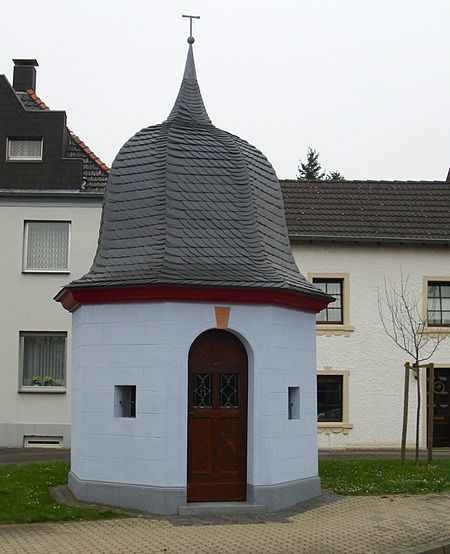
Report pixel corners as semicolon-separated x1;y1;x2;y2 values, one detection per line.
182;14;200;43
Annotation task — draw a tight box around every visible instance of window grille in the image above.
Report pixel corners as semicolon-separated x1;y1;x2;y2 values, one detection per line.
193;374;212;408
220;374;238;408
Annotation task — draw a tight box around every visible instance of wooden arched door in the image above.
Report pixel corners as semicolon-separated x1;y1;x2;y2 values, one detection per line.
187;329;248;502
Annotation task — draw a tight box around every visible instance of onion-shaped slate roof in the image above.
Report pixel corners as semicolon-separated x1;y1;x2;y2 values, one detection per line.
67;43;326;301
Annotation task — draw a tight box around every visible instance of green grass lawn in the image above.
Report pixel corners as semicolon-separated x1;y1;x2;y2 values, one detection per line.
319;459;450;495
2;459;450;525
0;461;123;525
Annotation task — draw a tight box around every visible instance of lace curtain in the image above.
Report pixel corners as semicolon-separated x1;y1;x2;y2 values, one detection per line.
26;222;69;270
9;139;42;159
22;334;66;386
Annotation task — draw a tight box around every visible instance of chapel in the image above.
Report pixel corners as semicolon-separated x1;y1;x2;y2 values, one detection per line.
57;31;330;514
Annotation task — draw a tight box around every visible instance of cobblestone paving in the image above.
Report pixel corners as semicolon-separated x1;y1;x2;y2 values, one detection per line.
1;493;450;554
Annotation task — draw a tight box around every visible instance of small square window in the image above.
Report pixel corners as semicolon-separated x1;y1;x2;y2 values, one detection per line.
23;221;70;271
7;137;42;160
313;278;344;324
114;385;136;418
20;332;66;388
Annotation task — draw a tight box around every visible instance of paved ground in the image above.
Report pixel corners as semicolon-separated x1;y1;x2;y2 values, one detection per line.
1;492;450;553
1;448;450;553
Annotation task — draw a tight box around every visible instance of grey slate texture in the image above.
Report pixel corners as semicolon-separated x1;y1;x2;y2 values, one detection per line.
69;44;325;300
16;91;40;111
281;179;450;244
15;91;107;192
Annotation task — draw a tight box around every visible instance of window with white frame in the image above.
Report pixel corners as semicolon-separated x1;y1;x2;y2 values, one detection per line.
23;221;70;271
20;332;66;388
7;137;43;161
427;281;450;326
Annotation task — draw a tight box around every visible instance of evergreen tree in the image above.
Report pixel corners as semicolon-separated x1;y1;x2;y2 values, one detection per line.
326;171;345;181
296;147;345;181
297;147;325;181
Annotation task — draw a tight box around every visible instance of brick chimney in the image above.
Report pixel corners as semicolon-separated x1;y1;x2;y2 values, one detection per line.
12;59;38;92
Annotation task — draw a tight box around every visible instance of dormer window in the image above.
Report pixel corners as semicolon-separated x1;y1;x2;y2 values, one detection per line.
7;137;42;161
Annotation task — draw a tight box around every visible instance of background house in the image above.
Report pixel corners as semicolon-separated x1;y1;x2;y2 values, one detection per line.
282;179;450;449
0;59;107;447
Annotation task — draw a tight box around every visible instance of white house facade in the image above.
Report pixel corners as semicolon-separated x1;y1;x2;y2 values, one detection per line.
282;179;450;451
0;59;107;448
0;197;102;447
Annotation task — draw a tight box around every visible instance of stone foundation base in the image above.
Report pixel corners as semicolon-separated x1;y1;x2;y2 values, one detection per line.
68;472;185;515
0;423;70;448
248;476;321;511
69;472;321;515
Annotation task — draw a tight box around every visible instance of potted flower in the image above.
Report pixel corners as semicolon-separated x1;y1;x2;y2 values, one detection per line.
43;376;61;386
31;375;62;386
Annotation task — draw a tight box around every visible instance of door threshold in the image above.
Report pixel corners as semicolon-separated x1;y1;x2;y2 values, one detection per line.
178;502;267;516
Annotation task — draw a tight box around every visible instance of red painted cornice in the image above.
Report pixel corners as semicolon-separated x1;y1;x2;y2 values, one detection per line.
56;285;329;314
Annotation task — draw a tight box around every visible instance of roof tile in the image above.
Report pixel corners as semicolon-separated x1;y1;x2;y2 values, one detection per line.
281;179;450;243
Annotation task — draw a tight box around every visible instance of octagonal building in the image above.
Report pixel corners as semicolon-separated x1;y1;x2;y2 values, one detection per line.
56;37;331;514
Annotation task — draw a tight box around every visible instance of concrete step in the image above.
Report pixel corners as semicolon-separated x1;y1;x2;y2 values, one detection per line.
178;502;267;516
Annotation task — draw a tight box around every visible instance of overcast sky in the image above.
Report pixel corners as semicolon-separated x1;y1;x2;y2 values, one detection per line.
1;0;449;181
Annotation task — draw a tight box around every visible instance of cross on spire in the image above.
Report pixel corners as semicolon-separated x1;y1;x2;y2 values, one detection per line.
182;14;200;43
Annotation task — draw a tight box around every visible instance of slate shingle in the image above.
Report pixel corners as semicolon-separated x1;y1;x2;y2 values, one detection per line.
68;44;324;301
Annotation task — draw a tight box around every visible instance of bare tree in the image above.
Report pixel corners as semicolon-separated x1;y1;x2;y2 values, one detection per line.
377;272;445;465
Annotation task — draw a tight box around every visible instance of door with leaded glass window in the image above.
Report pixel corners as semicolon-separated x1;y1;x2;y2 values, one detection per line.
428;367;450;447
187;329;248;502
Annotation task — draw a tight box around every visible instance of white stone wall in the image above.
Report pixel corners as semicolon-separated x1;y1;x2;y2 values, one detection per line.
0;200;101;447
71;302;318;488
292;242;450;449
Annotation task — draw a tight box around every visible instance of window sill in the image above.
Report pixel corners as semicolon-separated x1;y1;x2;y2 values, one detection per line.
422;326;450;335
316;324;354;337
22;270;70;274
19;386;66;394
6;159;43;163
318;422;353;435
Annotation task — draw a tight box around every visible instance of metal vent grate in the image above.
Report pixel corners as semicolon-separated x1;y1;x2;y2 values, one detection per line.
23;435;63;448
